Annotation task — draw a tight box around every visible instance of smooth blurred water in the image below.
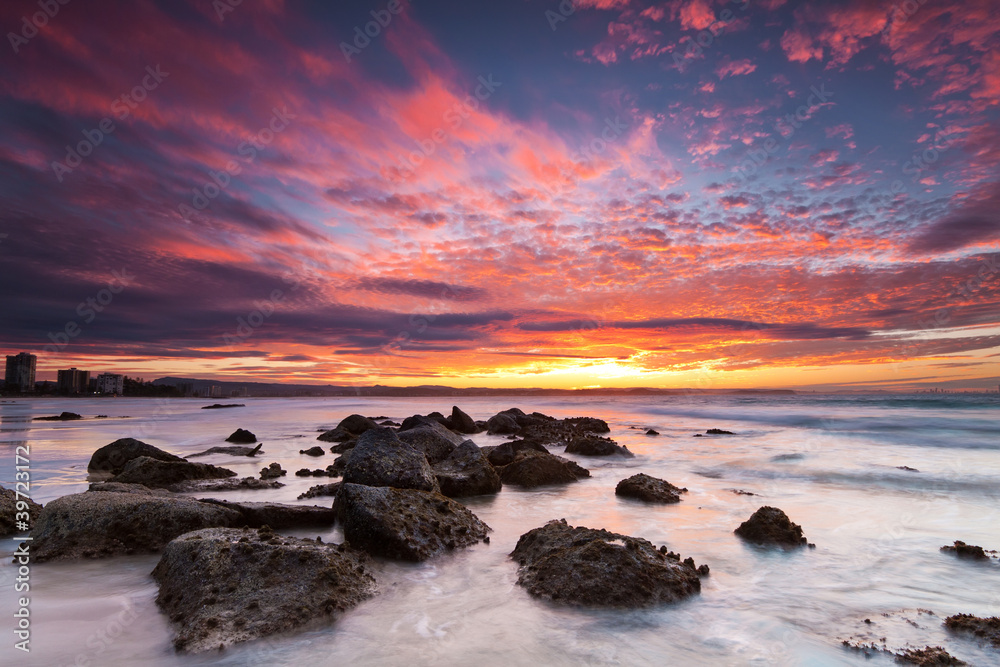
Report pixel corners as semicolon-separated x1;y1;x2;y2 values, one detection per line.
1;394;998;666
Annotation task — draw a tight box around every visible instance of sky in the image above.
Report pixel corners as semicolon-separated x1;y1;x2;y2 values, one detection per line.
0;0;998;391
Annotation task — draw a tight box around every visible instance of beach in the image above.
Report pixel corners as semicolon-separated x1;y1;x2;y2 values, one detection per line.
1;393;999;665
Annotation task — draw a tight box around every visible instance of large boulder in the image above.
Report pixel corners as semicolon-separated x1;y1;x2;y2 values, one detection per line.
615;474;687;503
498;450;589;488
485;412;519;435
225;429;257;443
318;414;380;443
88;438;185;475
510;520;706;607
167;477;284;492
110;456;237;489
151;527;377;652
396;421;463;464
485;439;548;466
734;506;808;547
565;436;633;457
343;428;439;492
0;485;43;536
187;444;262;458
334;483;490;561
299;446;325;457
945;614;1000;647
433;440;502;497
28;491;242;561
195;499;335;528
449;406;479;434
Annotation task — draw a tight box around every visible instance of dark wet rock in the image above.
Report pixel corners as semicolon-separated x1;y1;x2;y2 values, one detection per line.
0;485;43;536
328;441;356;454
897;465;920;472
151;527;377;653
940;541;992;560
300;446;326;457
645;429;659;435
188;444;262;458
28;491;243;561
705;428;735;435
565;436;633;457
896;646;967;665
295;468;312;477
727;488;757;496
168;477;284;493
510;519;705;607
485;439;548;467
498;450;589;488
615;474;687;503
298;482;341;500
426;411;450;426
334;483;490;561
196;499;335;528
449;406;479;434
328;451;352;476
398;414;441;431
734;506;808;547
110;457;237;489
36;411;83;421
342;428;439;492
201;403;244;409
88;482;172;495
433;440;502;498
259;462;286;480
945;614;1000;647
88;438;185;475
396;421;463;464
225;428;257;444
317;414;379;443
485;412;519;435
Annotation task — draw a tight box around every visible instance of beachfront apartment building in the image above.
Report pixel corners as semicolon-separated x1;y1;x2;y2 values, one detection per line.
4;352;37;392
96;373;125;395
57;367;91;394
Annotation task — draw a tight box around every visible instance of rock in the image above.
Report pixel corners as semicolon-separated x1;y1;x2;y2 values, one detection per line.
940;541;991;559
28;491;243;561
398;414;441;431
151;527;377;652
0;485;43;536
298;482;341;500
295;468;312;477
498;450;589;488
299;446;326;457
225;429;257;443
317;414;380;443
945;614;1000;647
334;483;490;561
705;428;735;435
734;506;808;547
187;444;262;458
317;427;353;443
110;457;237;489
485;439;547;466
485;412;519;435
433;440;502;497
88;438;186;475
396;421;462;464
565;436;633;457
897;465;920;472
259;462;286;480
510;519;705;607
328;442;355;454
88;482;172;495
727;488;757;496
645;429;659;435
201;404;244;409
196;499;335;528
343;428;439;492
168;477;284;493
896;646;967;665
35;411;84;421
615;474;687;503
450;406;479;434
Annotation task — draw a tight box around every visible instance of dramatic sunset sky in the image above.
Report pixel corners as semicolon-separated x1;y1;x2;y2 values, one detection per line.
1;0;998;390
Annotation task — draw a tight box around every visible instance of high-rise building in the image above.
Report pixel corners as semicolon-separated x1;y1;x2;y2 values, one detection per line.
96;373;124;395
4;353;36;392
57;368;90;394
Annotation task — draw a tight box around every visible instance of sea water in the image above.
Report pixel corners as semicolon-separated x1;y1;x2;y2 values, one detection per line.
1;394;998;666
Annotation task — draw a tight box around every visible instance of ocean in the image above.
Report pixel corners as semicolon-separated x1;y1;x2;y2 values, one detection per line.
1;394;998;666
